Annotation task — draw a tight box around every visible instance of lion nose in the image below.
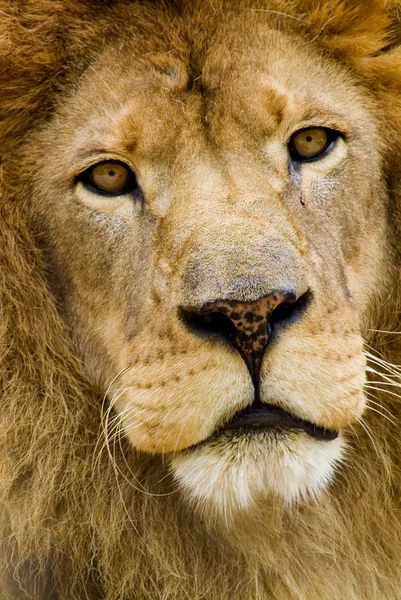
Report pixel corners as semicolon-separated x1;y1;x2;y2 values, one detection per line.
182;290;309;382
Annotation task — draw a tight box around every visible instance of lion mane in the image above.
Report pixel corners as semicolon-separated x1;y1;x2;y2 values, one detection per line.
1;1;401;599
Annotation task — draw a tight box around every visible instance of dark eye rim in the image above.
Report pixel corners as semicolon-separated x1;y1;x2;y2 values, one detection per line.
76;160;139;197
288;127;343;163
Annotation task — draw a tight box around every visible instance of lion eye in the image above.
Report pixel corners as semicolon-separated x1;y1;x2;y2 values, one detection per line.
78;161;137;196
90;162;129;191
289;128;339;161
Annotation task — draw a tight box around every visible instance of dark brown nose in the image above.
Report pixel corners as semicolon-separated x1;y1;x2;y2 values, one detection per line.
182;290;309;382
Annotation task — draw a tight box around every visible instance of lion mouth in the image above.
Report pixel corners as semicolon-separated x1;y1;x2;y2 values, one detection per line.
217;400;339;442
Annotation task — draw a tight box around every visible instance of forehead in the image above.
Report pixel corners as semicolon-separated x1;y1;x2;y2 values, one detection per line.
60;6;360;163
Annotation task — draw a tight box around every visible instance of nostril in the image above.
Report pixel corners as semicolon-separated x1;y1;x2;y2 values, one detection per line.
180;309;236;342
180;289;311;381
269;290;311;333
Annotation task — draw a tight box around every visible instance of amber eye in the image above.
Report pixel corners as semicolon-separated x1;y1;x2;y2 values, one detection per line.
78;161;137;196
289;128;339;161
90;162;129;191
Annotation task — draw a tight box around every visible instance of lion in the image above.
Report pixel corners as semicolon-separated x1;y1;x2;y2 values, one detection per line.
1;0;401;598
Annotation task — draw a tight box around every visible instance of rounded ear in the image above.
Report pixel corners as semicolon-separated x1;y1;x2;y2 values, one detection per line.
292;0;401;84
355;2;401;89
306;0;394;57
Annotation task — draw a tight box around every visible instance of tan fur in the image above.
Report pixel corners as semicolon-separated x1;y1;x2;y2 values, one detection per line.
1;1;401;598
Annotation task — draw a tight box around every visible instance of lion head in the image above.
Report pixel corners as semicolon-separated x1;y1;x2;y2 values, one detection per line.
2;0;401;598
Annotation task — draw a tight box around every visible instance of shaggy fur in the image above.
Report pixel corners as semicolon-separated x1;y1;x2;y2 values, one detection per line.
2;1;401;598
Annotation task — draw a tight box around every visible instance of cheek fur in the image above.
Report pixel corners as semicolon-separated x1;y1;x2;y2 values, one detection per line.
111;346;253;453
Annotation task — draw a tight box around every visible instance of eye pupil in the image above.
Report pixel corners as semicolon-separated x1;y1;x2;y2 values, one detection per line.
290;127;337;161
80;161;135;195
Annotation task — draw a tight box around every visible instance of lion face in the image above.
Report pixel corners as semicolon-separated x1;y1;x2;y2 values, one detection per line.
28;14;387;516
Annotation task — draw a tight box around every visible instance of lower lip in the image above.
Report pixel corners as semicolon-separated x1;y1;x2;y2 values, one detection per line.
221;402;339;442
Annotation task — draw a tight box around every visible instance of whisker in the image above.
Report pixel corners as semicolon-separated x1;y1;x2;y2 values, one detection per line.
366;381;401;387
362;394;396;419
365;385;401;403
93;367;131;471
364;351;401;378
367;329;401;335
118;433;176;498
365;367;401;387
352;413;380;460
97;379;178;498
362;404;397;427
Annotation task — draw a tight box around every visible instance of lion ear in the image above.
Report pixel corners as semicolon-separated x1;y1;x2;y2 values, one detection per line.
301;0;401;84
307;1;392;55
353;4;401;88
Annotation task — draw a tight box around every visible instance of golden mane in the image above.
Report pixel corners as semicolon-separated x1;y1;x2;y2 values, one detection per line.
1;1;401;598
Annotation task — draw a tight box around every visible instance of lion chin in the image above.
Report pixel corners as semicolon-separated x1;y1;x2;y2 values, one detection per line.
171;431;344;517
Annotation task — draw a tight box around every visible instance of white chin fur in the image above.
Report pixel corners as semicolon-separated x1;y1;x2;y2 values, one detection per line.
170;431;344;518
